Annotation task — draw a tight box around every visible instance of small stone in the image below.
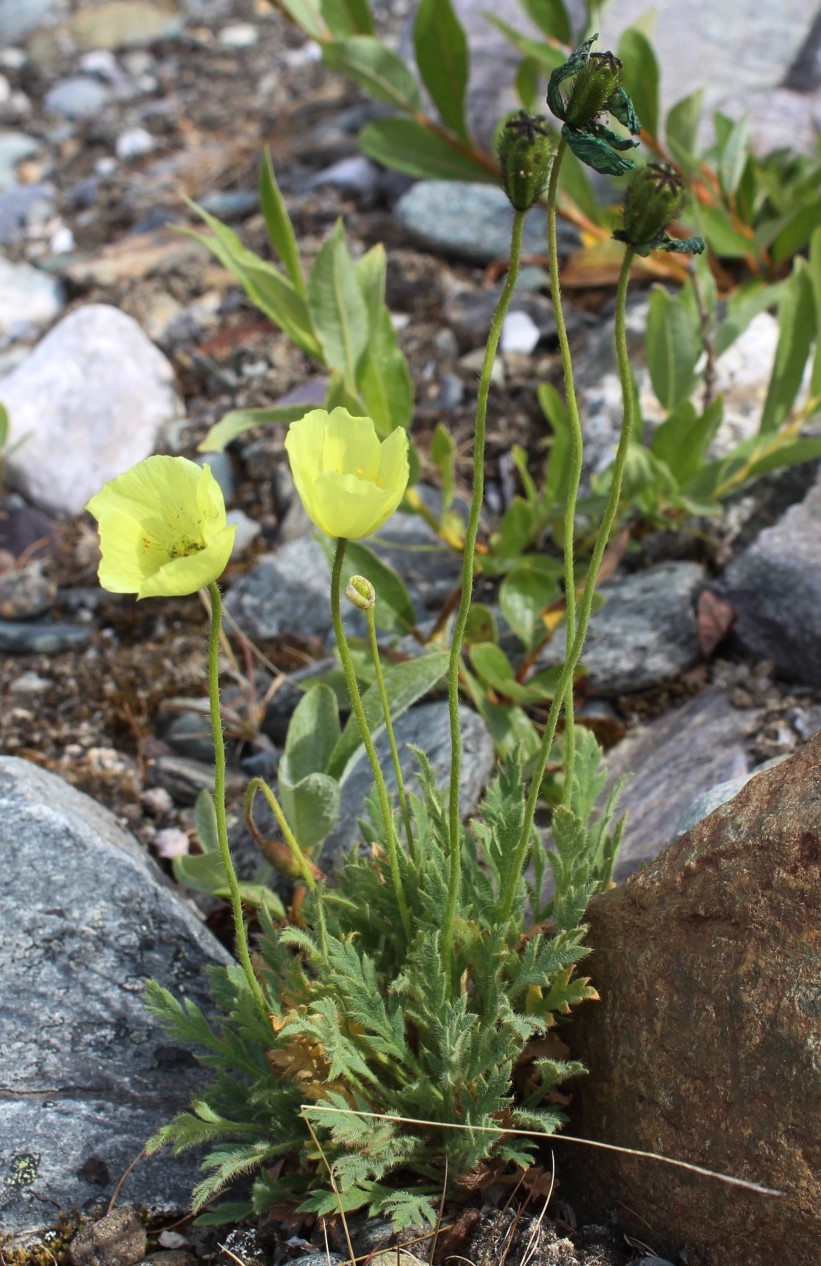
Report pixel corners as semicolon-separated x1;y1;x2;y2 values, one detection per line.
218;23;258;47
68;1207;146;1266
0;130;41;191
459;347;504;384
0;561;56;618
140;786;173;816
44;77;110;119
2;304;182;517
197;187;258;220
303;154;381;198
115;126;154;160
227;508;261;556
501;309;540;354
0;256;64;337
0;618;91;654
0;0;54;44
153;827;191;859
69;2;182;51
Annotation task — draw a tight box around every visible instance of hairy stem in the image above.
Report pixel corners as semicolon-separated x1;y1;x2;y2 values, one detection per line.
206;581;269;1022
366;603;415;859
546;138;584;804
443;208;526;988
499;246;637;923
330;539;412;941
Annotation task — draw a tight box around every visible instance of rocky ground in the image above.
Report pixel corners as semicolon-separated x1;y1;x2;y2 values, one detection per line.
1;1;821;1264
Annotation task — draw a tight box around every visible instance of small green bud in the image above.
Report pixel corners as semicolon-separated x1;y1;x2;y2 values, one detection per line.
614;162;705;256
497;110;553;211
563;51;623;129
346;574;376;610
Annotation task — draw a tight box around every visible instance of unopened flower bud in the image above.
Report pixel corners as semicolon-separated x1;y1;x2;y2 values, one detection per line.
346;574;376;610
614;162;705;257
497;110;553;212
563;51;623;129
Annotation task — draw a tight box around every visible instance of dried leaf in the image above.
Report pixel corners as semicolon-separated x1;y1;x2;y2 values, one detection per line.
697;589;735;656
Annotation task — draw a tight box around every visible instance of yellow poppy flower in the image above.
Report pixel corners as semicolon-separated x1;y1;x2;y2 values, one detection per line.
85;456;236;598
285;408;409;540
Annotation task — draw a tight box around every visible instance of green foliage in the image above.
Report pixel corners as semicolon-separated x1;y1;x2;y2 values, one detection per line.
172;790;286;919
188;156;413;453
150;737;615;1223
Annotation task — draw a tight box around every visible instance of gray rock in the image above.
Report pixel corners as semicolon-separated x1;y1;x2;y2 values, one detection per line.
721;473;821;684
600;687;761;879
226;536;332;643
0;256;64;339
538;562;705;696
0;757;232;1237
319;702;495;872
444;283;560;352
673;754;787;837
0;130;41;192
0;561;56;618
2;304;183;517
0;0;56;43
67;1207;146;1266
0;183;55;245
44;76;110;119
395;181;577;266
0;617;91;653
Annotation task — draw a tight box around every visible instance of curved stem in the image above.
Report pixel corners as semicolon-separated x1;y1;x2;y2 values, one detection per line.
499;246;637;923
206;581;269;1022
546;139;584;805
366;604;415;860
443;209;526;988
330;539;412;942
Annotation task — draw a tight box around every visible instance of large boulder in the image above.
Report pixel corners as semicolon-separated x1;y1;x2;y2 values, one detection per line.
0;757;232;1241
563;733;821;1266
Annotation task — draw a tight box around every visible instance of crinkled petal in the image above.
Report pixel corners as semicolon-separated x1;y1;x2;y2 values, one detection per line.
588;119;640;152
563;125;636;176
547;34;596;120
607;86;641;137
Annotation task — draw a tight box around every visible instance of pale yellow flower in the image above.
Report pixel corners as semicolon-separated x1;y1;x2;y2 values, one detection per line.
285;408;409;540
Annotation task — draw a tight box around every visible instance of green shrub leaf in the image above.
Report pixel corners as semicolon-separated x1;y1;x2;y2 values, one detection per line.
413;0;470;140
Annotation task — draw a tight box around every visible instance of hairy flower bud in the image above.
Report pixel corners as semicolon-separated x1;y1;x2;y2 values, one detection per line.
614;162;705;257
346;574;376;610
563;51;623;129
497;110;553;211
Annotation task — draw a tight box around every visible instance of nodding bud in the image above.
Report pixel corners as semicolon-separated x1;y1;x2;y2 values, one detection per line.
497;110;553;211
563;50;623;129
346;574;376;610
621;163;686;245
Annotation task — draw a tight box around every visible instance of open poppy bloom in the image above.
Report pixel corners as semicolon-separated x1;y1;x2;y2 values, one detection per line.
285;407;409;540
85;455;236;598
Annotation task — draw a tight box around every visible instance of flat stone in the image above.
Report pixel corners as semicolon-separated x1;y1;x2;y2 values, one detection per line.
225;536;332;644
537;562;705;696
44;76;110;119
0;617;91;653
2;304;183;517
67;1207;146;1266
63;229;206;287
0;256;65;339
721;472;821;683
564;732;821;1265
0;757;232;1238
68;1;182;51
601;686;761;879
395;181;576;266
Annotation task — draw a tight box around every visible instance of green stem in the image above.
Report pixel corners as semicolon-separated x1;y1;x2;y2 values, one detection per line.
330;539;412;942
547;139;584;805
206;581;269;1022
499;245;637;924
443;209;526;989
366;604;415;860
243;776;316;891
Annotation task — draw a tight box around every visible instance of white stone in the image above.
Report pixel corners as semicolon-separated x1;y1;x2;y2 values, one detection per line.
218;22;258;48
115;125;154;160
2;304;183;517
501;309;540;355
0;256;64;339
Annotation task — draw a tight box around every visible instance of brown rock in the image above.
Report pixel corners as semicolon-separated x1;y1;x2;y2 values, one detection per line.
563;733;821;1266
68;1207;146;1266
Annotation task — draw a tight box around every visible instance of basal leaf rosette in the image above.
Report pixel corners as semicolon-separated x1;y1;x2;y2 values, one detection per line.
285;408;409;540
85;455;236;598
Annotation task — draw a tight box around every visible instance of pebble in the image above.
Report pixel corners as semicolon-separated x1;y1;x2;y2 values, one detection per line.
198;187;258;220
0;254;63;336
153;827;191;859
0;618;92;654
0;129;41;191
0;182;55;244
2;304;183;517
501;309;540;355
218;23;259;48
115;126;154;160
227;507;261;556
0;0;54;44
537;562;706;696
302;154;382;199
67;1206;146;1266
226;535;333;643
44;76;110;119
68;1;183;51
0;560;56;618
